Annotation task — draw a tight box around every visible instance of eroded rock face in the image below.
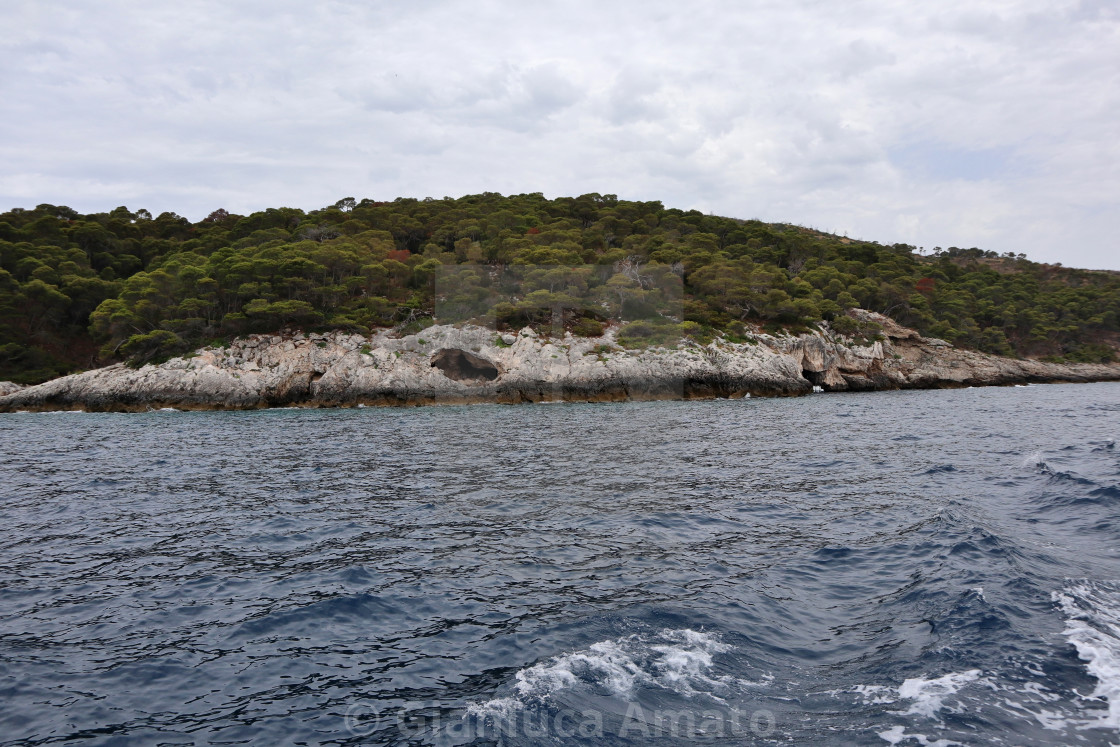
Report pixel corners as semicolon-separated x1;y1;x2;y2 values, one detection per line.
0;382;22;397
430;349;499;382
1;313;1117;412
779;330;882;391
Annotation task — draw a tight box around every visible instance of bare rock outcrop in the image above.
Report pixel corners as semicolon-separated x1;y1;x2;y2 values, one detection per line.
0;382;23;397
1;313;1117;412
778;310;1120;391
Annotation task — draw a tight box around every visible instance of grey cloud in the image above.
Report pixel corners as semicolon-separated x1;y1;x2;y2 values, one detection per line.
347;61;582;132
831;39;897;79
888;142;1021;183
605;67;668;125
519;63;581;111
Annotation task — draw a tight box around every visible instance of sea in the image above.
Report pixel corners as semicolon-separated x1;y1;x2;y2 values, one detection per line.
2;383;1119;746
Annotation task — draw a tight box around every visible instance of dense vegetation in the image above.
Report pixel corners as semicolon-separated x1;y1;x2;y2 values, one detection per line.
1;193;1117;384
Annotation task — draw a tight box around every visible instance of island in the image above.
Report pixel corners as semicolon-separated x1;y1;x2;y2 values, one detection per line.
1;193;1117;411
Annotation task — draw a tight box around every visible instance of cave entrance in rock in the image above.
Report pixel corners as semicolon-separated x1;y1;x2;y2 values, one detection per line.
802;368;826;386
430;349;499;382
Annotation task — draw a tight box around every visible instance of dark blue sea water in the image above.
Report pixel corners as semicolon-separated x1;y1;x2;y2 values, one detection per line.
2;384;1120;746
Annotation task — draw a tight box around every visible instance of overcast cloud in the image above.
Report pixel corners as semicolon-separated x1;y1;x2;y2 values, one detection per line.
2;0;1117;268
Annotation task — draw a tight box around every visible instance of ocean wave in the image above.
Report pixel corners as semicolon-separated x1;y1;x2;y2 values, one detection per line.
468;628;760;718
1090;484;1120;500
853;670;984;719
1045;469;1098;487
1053;579;1120;729
877;724;962;746
897;671;984;719
1023;443;1120;510
923;464;957;475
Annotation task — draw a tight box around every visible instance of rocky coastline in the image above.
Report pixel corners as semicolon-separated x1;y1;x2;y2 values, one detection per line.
2;311;1118;413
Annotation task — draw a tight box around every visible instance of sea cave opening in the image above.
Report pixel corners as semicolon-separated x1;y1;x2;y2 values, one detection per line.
430;348;500;382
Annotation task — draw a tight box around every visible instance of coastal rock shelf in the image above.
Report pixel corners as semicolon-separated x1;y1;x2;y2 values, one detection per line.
2;312;1118;412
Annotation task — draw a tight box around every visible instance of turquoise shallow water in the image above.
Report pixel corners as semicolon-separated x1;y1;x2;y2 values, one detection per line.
1;384;1120;745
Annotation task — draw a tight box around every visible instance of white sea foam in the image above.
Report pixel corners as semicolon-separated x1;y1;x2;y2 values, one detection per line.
897;671;982;719
513;639;637;698
1053;580;1120;729
465;696;521;720
468;628;756;718
877;724;961;746
853;684;897;705
854;671;982;719
846;667;981;725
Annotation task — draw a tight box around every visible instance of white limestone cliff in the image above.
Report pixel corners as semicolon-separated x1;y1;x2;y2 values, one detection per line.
1;313;1117;412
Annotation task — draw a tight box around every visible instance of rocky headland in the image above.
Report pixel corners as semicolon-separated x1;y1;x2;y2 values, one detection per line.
1;311;1118;412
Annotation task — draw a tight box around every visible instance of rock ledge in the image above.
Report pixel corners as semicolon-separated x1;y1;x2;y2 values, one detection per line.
2;314;1118;412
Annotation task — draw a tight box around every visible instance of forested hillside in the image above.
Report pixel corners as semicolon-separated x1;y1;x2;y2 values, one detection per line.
1;193;1117;384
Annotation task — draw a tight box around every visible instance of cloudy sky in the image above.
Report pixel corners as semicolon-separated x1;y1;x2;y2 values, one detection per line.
2;0;1117;268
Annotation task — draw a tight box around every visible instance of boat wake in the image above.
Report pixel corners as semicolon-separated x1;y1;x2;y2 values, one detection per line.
1053;580;1120;729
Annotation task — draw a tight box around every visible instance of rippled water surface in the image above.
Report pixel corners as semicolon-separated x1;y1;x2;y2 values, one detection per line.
3;384;1120;745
